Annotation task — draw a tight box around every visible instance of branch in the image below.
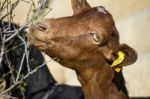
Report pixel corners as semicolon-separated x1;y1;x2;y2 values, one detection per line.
0;0;52;98
0;58;56;94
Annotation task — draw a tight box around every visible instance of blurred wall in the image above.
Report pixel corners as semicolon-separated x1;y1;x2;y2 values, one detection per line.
11;0;150;97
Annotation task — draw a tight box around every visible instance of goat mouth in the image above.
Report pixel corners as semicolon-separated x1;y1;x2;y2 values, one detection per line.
29;34;52;46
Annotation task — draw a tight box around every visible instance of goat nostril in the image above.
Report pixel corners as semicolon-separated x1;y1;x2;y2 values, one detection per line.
36;24;47;31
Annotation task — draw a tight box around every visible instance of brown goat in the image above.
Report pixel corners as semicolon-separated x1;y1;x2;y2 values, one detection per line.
28;0;137;99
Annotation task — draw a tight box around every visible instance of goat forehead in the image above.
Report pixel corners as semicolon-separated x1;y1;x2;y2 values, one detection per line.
50;8;111;26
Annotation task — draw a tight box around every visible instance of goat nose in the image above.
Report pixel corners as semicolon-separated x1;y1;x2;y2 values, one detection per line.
35;23;47;32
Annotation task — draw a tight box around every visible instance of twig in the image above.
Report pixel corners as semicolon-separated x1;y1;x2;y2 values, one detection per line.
0;58;56;94
15;53;25;82
18;35;30;72
5;0;50;42
0;0;19;20
0;0;52;97
0;93;17;99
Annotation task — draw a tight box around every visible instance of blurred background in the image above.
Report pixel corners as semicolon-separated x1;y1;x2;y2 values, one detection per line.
12;0;150;97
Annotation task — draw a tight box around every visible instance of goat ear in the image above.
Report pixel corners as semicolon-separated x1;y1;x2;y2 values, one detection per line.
117;44;137;67
71;0;91;15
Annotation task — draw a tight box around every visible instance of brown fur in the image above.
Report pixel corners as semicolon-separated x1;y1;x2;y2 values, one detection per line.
28;0;137;99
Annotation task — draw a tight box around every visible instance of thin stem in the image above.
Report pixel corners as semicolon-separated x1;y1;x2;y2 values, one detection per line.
0;58;56;94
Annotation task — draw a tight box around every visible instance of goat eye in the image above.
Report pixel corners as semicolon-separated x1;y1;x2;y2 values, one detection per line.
90;32;102;43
